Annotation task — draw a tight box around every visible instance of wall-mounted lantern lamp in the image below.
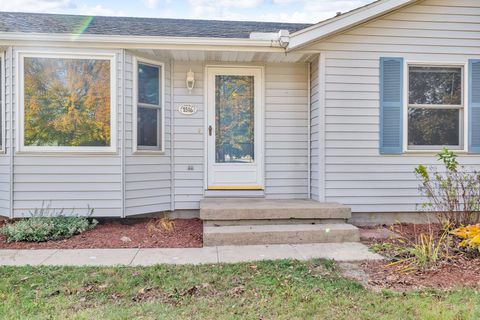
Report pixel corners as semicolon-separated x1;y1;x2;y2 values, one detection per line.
186;69;195;93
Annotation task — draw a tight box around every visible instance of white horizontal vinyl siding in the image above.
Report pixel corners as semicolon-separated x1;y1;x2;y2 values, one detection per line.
265;63;309;199
124;52;172;215
11;48;124;217
173;62;204;210
305;0;480;212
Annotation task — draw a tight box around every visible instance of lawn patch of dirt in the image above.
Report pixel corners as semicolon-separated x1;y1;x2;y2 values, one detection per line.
0;218;203;249
354;223;480;291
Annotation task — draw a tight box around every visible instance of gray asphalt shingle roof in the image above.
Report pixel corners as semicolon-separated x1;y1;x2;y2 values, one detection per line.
0;12;312;38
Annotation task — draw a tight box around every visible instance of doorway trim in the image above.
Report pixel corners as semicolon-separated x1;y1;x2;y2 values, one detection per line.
203;64;265;191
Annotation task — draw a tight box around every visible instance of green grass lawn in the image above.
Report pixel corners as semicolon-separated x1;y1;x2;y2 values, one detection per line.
1;259;479;320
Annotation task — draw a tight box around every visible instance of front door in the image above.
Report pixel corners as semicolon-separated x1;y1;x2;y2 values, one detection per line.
206;66;263;190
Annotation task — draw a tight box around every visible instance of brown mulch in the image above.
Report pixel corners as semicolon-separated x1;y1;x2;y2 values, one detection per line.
0;218;203;249
360;258;480;291
355;223;480;291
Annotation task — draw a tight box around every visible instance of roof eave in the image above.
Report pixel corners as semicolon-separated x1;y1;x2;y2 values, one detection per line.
0;32;285;52
287;0;419;51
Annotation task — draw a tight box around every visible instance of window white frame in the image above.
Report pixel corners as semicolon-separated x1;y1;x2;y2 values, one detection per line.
132;56;165;154
16;49;117;153
0;51;4;153
403;61;468;153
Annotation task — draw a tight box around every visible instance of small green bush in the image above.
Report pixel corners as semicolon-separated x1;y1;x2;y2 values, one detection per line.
1;207;98;242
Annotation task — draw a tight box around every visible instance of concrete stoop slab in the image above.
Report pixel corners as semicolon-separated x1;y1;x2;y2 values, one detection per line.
0;243;383;266
203;223;360;246
200;198;351;220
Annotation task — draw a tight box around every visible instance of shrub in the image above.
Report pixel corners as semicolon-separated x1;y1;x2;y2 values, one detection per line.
451;224;480;253
415;148;480;228
1;206;98;242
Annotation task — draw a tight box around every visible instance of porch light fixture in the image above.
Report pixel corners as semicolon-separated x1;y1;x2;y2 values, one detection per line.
186;69;195;93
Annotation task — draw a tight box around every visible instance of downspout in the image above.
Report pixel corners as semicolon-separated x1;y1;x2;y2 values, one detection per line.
121;49;126;218
307;62;311;200
170;60;175;212
8;47;13;219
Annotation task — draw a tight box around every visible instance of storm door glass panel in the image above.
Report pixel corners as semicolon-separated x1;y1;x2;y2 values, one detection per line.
215;75;254;163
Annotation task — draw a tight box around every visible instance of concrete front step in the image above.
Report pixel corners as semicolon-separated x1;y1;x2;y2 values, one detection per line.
200;198;351;220
203;223;360;246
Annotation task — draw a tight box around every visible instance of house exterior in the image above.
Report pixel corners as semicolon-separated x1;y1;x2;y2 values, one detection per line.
0;0;479;219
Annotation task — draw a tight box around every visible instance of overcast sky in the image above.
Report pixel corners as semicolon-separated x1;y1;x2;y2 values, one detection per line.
0;0;374;23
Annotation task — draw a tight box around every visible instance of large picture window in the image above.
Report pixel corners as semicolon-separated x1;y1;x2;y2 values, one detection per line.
134;58;164;152
407;65;464;150
19;52;115;152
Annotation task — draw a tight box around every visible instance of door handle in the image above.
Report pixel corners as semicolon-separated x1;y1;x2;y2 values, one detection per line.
208;125;213;136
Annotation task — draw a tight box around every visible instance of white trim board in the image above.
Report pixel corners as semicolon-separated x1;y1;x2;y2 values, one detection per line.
0;51;4;153
0;33;285;53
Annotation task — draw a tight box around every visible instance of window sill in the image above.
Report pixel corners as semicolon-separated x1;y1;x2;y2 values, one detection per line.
15;149;118;155
403;149;468;155
132;150;166;155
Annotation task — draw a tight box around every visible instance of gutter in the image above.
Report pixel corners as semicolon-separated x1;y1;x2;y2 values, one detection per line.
0;32;286;52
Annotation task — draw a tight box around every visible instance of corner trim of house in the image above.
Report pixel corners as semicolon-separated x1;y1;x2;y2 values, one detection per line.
318;53;326;202
121;49;126;218
170;59;175;211
307;62;311;199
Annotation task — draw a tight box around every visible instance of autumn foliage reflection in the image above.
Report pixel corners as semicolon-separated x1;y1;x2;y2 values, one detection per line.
24;57;111;147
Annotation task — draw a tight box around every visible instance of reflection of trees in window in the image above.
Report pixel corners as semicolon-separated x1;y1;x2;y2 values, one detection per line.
408;108;459;146
409;67;462;105
24;57;111;147
408;66;463;148
215;75;254;163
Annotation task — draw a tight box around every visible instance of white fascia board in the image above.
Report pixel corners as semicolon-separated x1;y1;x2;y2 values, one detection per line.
287;0;418;51
0;32;285;53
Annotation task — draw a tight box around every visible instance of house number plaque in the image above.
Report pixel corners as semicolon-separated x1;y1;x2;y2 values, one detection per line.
178;104;197;115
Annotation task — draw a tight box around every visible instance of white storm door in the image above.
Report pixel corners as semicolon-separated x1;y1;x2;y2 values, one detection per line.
206;66;263;189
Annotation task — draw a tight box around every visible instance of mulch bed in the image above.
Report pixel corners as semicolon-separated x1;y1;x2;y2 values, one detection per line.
0;218;203;249
357;223;480;291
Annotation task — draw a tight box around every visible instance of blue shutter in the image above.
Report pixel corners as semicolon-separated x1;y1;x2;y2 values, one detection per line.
380;57;404;154
469;59;480;153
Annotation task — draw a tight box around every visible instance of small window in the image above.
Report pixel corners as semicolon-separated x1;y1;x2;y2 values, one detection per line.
135;60;163;152
19;52;116;152
407;65;464;150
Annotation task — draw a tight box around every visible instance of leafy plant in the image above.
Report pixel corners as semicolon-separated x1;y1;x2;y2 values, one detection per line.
0;205;97;242
415;148;480;228
451;224;480;253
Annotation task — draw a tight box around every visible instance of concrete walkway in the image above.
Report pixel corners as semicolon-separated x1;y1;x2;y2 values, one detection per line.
0;242;383;267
